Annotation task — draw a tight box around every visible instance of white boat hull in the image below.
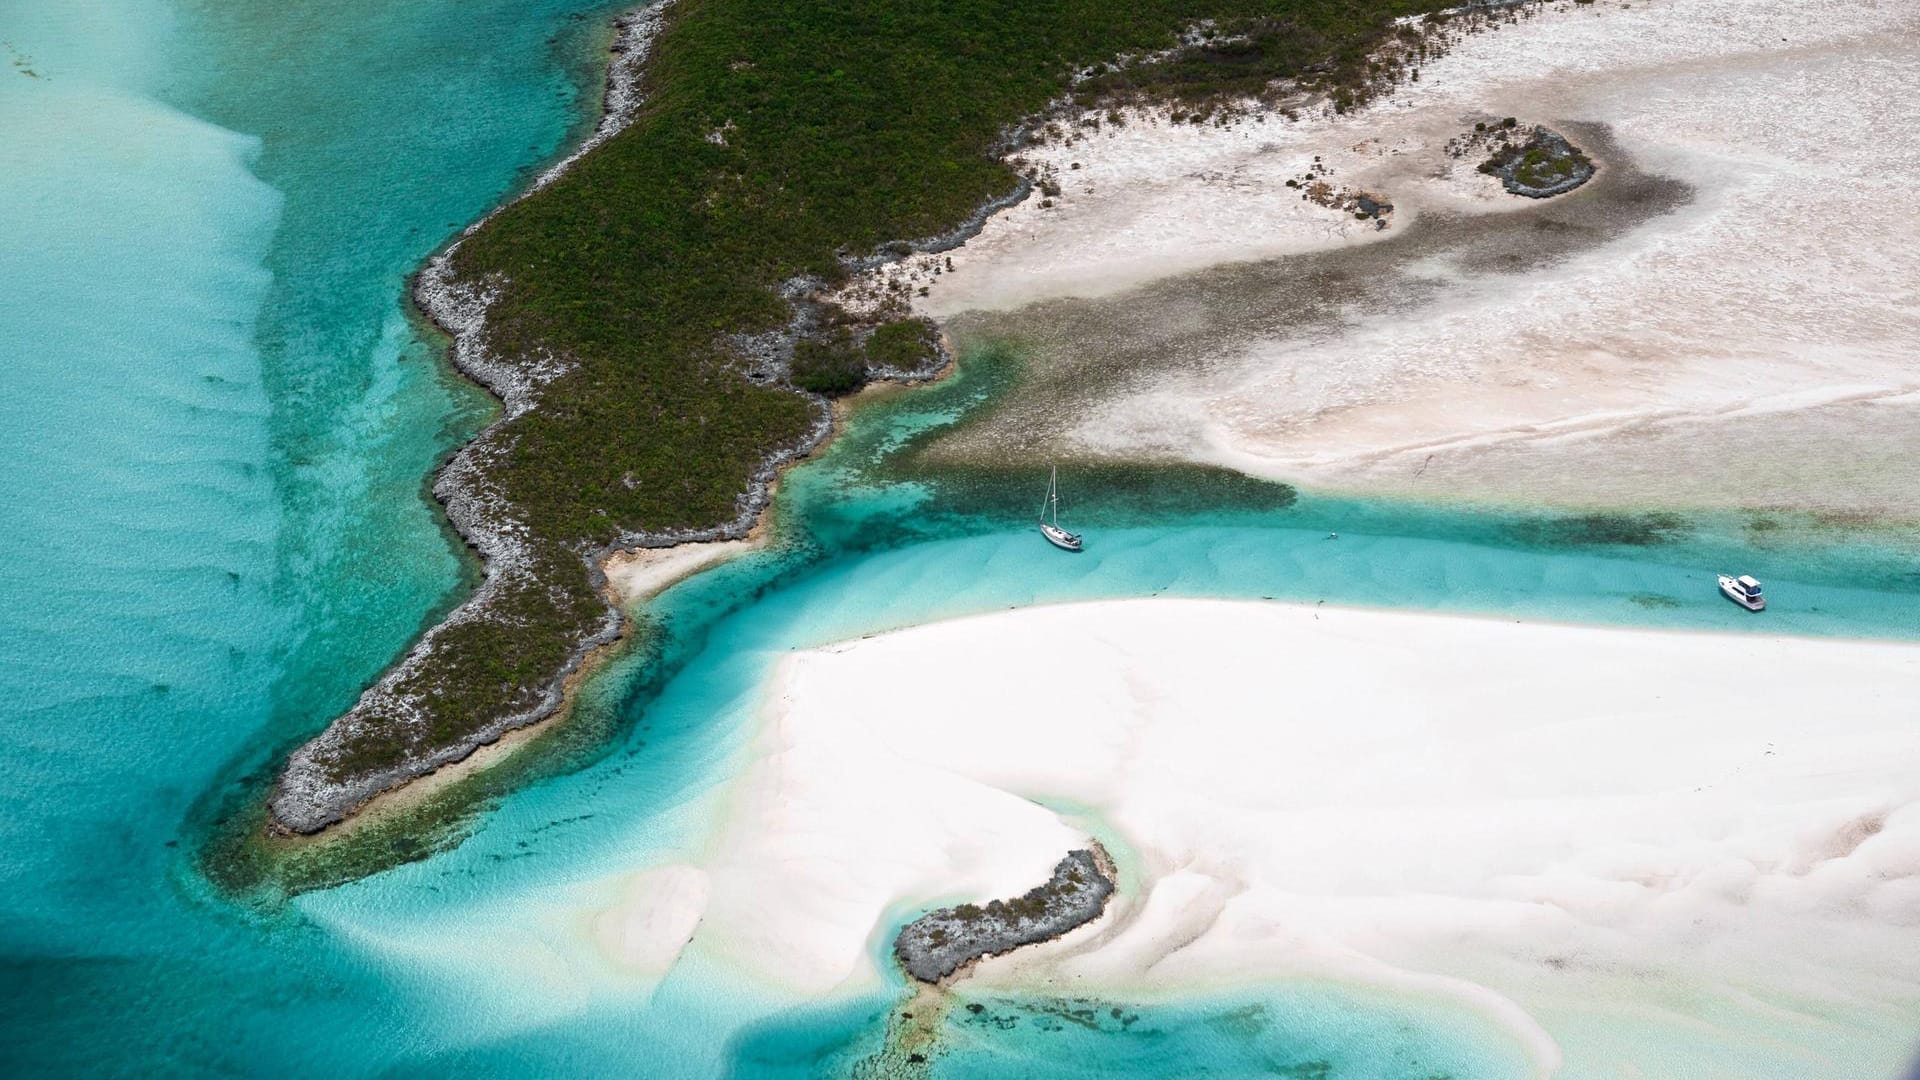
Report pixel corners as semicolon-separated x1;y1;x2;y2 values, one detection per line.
1718;575;1765;611
1040;521;1083;552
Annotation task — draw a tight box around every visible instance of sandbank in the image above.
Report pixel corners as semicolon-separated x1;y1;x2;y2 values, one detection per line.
602;538;755;607
877;0;1920;518
641;599;1920;1076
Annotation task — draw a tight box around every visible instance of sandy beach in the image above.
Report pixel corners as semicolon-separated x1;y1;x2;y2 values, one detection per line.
872;0;1920;518
607;599;1920;1076
601;538;756;606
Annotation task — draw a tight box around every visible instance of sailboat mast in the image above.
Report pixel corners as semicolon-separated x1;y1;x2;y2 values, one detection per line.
1033;463;1083;550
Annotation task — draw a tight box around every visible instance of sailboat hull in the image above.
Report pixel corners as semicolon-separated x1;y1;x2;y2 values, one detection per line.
1038;465;1083;551
1039;521;1083;552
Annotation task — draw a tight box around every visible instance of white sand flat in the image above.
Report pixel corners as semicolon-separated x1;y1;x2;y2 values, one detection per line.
678;599;1920;1075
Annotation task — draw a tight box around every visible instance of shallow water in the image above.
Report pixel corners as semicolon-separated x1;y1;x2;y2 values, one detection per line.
723;984;1534;1080
3;2;1918;1077
0;0;628;1071
258;342;1920;1076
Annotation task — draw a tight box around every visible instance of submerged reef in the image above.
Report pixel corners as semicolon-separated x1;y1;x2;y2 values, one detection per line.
1513;510;1693;549
895;848;1116;983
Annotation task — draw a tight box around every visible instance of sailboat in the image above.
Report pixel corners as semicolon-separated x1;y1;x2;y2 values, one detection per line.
1038;465;1083;552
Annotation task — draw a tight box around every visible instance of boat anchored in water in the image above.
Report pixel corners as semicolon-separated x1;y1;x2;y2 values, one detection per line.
1718;574;1765;611
1038;465;1083;552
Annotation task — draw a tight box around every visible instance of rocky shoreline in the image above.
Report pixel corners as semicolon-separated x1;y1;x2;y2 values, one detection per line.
270;3;684;837
894;847;1116;984
269;0;1455;837
269;0;1031;836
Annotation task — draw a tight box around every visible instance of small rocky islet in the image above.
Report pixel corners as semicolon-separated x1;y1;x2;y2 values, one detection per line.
1463;118;1597;197
894;848;1116;984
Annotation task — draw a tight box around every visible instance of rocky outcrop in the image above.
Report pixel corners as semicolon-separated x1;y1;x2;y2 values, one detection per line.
894;848;1115;983
1481;124;1595;198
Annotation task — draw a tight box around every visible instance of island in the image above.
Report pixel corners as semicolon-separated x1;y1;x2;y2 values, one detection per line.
1471;118;1595;197
265;0;1471;840
894;847;1116;983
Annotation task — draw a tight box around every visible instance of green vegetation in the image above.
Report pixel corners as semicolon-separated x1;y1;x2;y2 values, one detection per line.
864;317;942;375
315;0;1450;785
1511;145;1576;187
1477;123;1593;195
214;613;669;898
790;329;869;395
1072;4;1443;114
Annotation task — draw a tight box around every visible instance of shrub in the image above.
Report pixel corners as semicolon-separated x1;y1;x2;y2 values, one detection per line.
864;317;941;374
790;331;867;395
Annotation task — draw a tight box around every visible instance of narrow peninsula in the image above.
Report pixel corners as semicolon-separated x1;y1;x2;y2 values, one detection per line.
269;0;1468;837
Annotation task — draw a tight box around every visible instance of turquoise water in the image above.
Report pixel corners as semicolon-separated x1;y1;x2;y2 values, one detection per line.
0;0;635;1071
931;989;1524;1079
723;986;1533;1078
3;2;1918;1077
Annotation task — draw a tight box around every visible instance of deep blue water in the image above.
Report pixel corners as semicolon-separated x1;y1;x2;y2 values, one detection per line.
2;2;1917;1077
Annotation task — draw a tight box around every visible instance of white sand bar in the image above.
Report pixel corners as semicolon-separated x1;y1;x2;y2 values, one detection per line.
602;539;754;606
886;0;1920;514
683;600;1920;1077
